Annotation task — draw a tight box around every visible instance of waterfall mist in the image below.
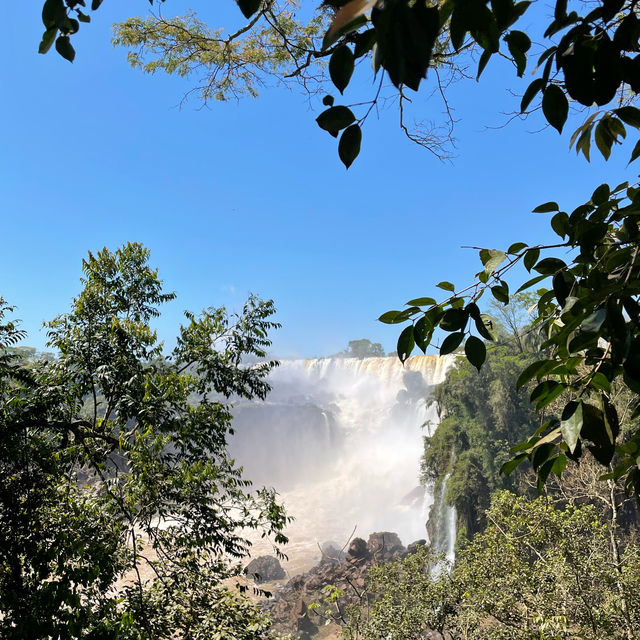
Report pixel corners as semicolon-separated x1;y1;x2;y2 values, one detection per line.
230;355;455;574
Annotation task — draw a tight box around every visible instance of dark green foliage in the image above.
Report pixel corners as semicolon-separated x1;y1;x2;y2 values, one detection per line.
387;181;640;498
0;244;286;639
344;492;640;640
422;342;537;538
39;0;167;60
329;45;355;94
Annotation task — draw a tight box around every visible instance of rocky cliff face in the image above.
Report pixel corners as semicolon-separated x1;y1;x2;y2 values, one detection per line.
263;532;423;639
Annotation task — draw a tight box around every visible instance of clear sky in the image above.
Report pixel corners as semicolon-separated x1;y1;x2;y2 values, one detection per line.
1;1;636;358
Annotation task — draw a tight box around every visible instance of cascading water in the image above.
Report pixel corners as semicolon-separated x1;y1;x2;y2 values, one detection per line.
230;354;456;575
430;472;457;565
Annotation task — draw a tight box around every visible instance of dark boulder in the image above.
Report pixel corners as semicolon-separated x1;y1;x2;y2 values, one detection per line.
367;531;405;561
346;537;370;562
245;555;286;583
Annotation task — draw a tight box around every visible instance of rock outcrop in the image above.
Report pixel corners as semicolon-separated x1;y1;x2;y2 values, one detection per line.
245;555;286;583
263;532;416;639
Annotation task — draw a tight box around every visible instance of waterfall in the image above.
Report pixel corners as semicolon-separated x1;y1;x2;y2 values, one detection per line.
230;354;455;574
429;472;457;566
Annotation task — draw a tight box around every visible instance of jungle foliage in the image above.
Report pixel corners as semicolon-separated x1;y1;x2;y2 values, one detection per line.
423;339;538;539
343;491;640;640
0;243;287;639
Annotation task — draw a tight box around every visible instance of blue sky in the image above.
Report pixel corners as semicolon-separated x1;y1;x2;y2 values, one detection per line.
1;1;636;357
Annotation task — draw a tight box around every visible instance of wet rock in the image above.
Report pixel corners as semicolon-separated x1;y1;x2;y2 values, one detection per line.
265;531;440;639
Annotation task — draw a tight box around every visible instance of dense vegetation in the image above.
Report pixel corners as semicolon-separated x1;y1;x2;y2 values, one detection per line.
0;243;288;639
343;491;640;640
423;340;537;539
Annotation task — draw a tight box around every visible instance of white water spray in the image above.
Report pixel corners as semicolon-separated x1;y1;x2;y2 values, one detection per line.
230;355;456;574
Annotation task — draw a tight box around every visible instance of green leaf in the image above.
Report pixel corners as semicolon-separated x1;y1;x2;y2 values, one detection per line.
560;400;583;453
500;454;527;475
590;372;611;393
491;284;509;304
534;257;566;274
77;10;91;23
42;0;65;28
630;139;640;164
324;0;375;49
237;0;261;19
440;308;468;332
378;310;405;324
436;281;455;292
397;325;415;363
521;78;545;112
316;106;356;137
91;0;104;9
592;183;610;205
581;308;606;333
516;359;558;389
516;273;548;293
38;27;58;54
614;106;640;128
532;442;556;471
542;84;569;133
594;118;613;160
329;46;355;94
406;297;436;306
575;125;592;161
353;28;377;58
413;316;433;352
551;453;568;475
322;95;335;106
523;247;540;272
505;30;531;76
55;35;75;62
464;335;486;371
475;314;497;341
476;50;493;80
532;201;559;213
479;249;506;275
530;380;566;410
507;241;527;254
551;211;569;237
465;302;481;320
440;332;464;355
338;124;362;169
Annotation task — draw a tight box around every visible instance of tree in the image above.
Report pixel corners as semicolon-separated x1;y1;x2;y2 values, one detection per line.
423;336;539;539
340;338;386;358
39;0;460;157
344;492;640;640
0;243;288;639
312;0;640;496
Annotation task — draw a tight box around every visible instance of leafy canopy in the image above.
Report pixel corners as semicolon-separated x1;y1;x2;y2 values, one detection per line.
344;492;640;640
0;243;287;639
